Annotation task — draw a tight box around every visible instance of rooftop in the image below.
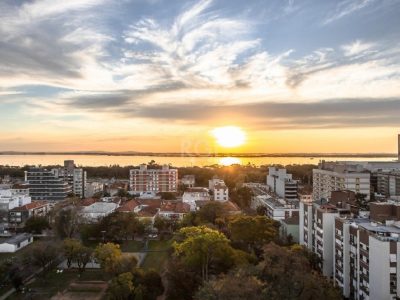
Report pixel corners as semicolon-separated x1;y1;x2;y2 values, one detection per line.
1;233;32;245
82;202;118;213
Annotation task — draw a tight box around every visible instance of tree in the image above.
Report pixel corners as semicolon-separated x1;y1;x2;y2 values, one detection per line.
63;238;81;268
195;268;264;300
355;193;369;211
230;187;253;209
228;215;279;254
256;205;268;216
258;243;341;299
174;226;238;282
54;207;82;239
24;216;50;234
197;202;224;225
75;245;93;273
165;259;200;300
108;272;134;300
94;243;123;275
29;242;59;273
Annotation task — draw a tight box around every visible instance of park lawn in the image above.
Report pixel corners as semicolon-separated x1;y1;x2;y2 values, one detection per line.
141;239;173;272
7;269;108;300
120;240;144;252
0;241;36;263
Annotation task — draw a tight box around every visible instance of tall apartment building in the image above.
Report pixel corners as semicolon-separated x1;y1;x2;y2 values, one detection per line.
334;202;400;300
266;167;298;200
301;189;400;299
313;163;370;202
129;164;178;193
52;160;86;198
300;191;357;277
25;168;71;201
376;171;400;198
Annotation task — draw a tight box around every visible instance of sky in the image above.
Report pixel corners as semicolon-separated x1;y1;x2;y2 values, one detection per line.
1;0;400;154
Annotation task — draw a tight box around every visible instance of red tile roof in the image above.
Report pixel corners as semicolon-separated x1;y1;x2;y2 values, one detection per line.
160;201;190;214
116;199;140;212
11;201;47;211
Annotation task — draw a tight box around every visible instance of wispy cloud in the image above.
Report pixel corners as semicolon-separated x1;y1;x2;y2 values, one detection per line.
323;0;375;25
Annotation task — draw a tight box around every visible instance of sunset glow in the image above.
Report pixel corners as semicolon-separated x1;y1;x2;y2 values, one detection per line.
212;127;246;148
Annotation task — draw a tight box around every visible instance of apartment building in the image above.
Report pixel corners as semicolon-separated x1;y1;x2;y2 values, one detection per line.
300;191;356;277
376;171;400;198
8;201;49;225
252;194;299;221
313;163;370;202
25;168;71;201
209;177;229;202
267;167;298;200
129;164;178;193
0;189;31;212
52;160;86;198
334;205;400;300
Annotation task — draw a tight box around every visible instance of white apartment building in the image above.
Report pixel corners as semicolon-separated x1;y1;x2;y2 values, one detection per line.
85;181;104;198
266;167;298;200
52;160;86;198
129;164;178;193
182;187;210;211
313;166;370;202
252;194;299;221
0;189;31;212
334;214;400;300
208;177;229;202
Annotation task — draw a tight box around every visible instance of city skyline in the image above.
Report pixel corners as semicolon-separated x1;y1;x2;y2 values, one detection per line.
1;0;400;153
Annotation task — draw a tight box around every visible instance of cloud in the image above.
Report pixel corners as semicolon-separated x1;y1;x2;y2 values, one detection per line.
341;40;375;56
323;0;375;25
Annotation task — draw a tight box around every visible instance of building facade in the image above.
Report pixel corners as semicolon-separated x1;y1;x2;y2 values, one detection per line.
266;167;298;200
52;160;86;198
313;166;370;202
25;168;71;201
129;164;178;193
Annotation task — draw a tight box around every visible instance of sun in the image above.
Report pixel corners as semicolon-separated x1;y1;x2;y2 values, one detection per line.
212;126;246;148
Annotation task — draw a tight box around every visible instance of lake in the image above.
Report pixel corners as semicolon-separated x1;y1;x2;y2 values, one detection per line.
0;154;397;167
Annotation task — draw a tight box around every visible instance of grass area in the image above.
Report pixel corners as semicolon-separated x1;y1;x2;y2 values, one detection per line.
141;239;173;272
7;269;108;300
120;240;144;252
0;241;36;263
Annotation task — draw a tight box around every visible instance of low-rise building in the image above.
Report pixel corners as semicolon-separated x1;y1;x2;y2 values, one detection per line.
183;187;210;211
0;189;31;212
251;194;299;221
213;183;229;202
158;201;190;220
85;181;104;198
181;175;195;188
8;201;49;225
0;233;33;253
81;202;118;221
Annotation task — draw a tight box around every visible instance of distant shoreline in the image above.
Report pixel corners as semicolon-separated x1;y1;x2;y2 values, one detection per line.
0;152;397;158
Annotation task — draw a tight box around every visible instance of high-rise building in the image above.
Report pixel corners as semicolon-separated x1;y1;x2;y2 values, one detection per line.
129;164;178;193
52;160;87;198
334;202;400;300
25;168;71;201
313;163;370;202
266;167;298;200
